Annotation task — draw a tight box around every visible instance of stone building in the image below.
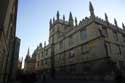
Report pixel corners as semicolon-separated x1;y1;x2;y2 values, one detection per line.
35;42;51;71
24;48;36;73
35;43;43;71
0;0;20;82
10;37;21;80
35;2;125;80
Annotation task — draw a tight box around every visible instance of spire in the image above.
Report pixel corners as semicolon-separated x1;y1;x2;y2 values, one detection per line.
75;17;77;26
122;22;125;30
69;12;74;26
40;43;42;47
44;41;46;47
53;17;55;23
27;48;30;56
63;15;65;23
26;48;30;59
105;13;108;22
114;18;118;26
69;12;73;21
89;1;95;17
56;10;60;20
49;19;52;29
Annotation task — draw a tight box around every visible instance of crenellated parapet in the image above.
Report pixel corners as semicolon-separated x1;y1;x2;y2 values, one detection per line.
78;17;91;26
95;15;125;32
49;1;125;36
49;11;78;30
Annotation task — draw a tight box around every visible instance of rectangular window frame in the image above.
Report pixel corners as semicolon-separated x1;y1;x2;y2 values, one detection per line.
80;29;87;41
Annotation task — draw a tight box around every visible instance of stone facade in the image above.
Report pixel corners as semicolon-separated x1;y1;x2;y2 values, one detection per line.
10;37;21;80
28;2;125;80
0;0;20;82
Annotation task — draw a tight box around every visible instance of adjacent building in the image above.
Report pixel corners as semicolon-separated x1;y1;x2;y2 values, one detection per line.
24;49;36;73
0;0;20;82
10;37;21;80
25;2;125;80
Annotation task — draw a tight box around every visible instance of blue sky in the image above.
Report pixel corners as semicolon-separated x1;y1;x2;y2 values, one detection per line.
16;0;125;61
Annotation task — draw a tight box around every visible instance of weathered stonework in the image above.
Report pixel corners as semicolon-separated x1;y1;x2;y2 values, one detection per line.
25;2;125;80
0;0;20;82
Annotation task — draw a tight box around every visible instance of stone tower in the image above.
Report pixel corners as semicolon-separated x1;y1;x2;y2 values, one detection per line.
49;11;67;44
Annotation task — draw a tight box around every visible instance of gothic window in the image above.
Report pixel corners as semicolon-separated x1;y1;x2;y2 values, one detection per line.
113;31;118;41
69;50;75;58
80;29;87;40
